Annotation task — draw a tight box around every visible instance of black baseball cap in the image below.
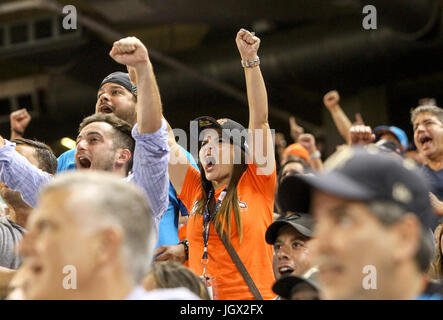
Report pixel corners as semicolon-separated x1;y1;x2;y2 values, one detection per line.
99;72;137;96
193;116;248;153
272;267;320;299
265;213;313;245
290;146;434;229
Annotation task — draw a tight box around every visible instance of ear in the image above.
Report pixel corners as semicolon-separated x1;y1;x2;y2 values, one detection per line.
391;213;421;265
114;148;132;168
92;227;123;266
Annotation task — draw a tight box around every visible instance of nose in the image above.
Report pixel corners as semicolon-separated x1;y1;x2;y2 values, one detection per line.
98;92;110;104
276;244;290;261
76;138;87;151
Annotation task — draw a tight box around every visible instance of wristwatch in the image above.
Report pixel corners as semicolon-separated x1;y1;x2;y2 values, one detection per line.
179;239;189;261
241;56;260;68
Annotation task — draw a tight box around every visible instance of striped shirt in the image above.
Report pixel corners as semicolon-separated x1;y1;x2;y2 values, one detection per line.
0;119;170;233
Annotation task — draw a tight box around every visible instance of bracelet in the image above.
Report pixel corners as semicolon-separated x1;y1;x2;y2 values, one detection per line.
241;56;260;68
179;239;189;261
310;150;321;160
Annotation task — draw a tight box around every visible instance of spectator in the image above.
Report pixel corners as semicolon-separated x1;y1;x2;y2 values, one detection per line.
143;261;210;299
56;70;196;251
155;29;276;300
266;214;314;279
373;125;409;154
411;105;443;229
280;143;310;167
18;171;198;300
0;37;170;235
292;146;439;299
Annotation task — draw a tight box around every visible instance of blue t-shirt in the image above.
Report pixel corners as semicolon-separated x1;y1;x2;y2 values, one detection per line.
57;146;198;248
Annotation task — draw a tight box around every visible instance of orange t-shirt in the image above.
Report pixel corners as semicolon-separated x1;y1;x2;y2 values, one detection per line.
178;162;277;300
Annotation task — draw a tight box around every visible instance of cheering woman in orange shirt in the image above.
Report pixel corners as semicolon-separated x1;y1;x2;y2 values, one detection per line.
155;29;276;300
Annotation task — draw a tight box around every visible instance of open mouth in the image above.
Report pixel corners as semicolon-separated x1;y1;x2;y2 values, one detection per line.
419;135;433;148
278;266;294;276
77;156;92;169
204;156;217;171
99;104;114;114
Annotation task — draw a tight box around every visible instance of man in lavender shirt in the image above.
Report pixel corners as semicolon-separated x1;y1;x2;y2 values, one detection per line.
0;36;169;234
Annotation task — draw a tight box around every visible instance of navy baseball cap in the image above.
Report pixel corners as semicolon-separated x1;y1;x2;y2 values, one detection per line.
193;116;249;154
288;146;434;229
99;72;137;96
374;125;408;152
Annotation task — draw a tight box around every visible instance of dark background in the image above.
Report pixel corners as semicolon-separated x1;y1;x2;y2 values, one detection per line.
0;0;442;156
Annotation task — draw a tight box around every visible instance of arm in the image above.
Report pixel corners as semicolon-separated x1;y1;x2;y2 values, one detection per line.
298;133;323;171
349;125;375;146
323;90;353;144
236;29;275;173
10;109;31;140
109;37;169;231
0;137;51;208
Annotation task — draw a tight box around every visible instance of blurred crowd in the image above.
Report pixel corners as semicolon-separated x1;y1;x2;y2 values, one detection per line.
0;29;442;300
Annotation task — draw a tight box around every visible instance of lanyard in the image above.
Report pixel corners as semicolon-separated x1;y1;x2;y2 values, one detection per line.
201;187;227;277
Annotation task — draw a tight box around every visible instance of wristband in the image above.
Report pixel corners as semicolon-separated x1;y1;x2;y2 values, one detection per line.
310;150;321;160
241;56;260;68
179;239;189;261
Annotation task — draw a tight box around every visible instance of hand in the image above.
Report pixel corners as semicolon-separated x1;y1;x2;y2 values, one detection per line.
289;116;304;142
109;37;149;67
154;244;186;263
430;192;443;216
274;132;287;149
323;90;340;111
349;125;375;146
10;108;31;135
298;133;317;154
236;29;260;61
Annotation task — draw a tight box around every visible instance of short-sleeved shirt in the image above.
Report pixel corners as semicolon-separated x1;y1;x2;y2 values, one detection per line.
0;216;25;269
179;162;277;300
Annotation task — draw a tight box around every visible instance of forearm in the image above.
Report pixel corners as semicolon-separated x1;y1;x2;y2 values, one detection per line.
130;120;170;232
245;66;268;129
0;140;51;208
328;104;352;144
135;62;163;134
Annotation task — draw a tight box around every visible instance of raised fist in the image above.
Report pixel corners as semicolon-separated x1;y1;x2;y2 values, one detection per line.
236;29;260;61
298;133;317;154
110;37;149;67
349;125;375;146
10;108;31;134
323;90;340;110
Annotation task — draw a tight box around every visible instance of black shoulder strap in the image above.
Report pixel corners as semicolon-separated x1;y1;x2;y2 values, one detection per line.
215;226;263;300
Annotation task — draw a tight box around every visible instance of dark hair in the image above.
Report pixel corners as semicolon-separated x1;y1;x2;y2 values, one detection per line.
78;113;135;174
12;138;57;174
144;261;210;300
368;200;434;273
194;142;248;242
